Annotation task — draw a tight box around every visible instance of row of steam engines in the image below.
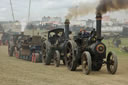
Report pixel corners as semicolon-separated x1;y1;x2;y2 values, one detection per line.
8;13;118;75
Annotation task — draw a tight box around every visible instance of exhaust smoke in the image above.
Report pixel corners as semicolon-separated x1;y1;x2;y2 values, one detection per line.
96;0;128;14
66;2;98;19
21;21;27;32
66;0;128;20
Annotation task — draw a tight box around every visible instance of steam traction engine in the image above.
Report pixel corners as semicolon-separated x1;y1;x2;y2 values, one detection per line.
19;35;43;63
64;13;118;75
42;19;72;67
42;28;66;66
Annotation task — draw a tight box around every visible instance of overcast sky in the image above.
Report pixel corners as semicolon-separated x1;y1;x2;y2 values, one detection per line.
0;0;96;21
0;0;128;22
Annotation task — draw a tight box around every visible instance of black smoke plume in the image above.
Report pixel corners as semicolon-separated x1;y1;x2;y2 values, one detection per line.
97;0;128;14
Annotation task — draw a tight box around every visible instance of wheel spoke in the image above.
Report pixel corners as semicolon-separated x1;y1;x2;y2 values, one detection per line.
107;52;118;74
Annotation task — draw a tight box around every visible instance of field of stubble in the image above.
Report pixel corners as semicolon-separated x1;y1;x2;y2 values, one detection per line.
0;46;128;85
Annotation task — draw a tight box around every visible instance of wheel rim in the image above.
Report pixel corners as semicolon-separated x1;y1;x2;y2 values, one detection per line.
65;41;78;71
108;55;116;72
54;51;60;67
54;52;57;65
107;52;118;74
42;43;46;62
66;43;73;69
81;52;92;75
109;56;115;71
82;53;89;73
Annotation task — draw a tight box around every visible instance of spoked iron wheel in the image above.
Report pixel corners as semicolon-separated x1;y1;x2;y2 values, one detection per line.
65;41;77;71
42;42;51;65
42;43;47;63
54;50;60;67
107;52;118;74
81;51;92;75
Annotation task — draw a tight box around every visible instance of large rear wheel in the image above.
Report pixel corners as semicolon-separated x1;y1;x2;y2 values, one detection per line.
107;52;118;74
65;40;78;71
42;41;52;65
42;43;47;63
81;51;92;75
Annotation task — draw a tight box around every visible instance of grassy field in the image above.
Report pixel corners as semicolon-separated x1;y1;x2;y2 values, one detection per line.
0;38;128;85
103;38;128;56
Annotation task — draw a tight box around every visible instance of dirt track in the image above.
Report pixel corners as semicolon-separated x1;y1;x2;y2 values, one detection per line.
0;46;128;85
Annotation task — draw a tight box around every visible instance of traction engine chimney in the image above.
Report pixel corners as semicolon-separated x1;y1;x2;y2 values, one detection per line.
65;19;70;40
96;13;102;39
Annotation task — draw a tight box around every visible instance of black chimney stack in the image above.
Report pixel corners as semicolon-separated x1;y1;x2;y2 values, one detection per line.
65;19;70;40
96;13;102;39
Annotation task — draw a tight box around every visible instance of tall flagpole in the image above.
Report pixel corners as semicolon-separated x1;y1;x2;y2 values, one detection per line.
10;0;15;21
28;0;31;23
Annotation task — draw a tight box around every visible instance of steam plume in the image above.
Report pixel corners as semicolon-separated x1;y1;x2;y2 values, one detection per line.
97;0;128;14
66;2;98;19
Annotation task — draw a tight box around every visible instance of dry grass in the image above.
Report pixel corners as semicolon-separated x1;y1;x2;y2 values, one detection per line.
0;46;128;85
